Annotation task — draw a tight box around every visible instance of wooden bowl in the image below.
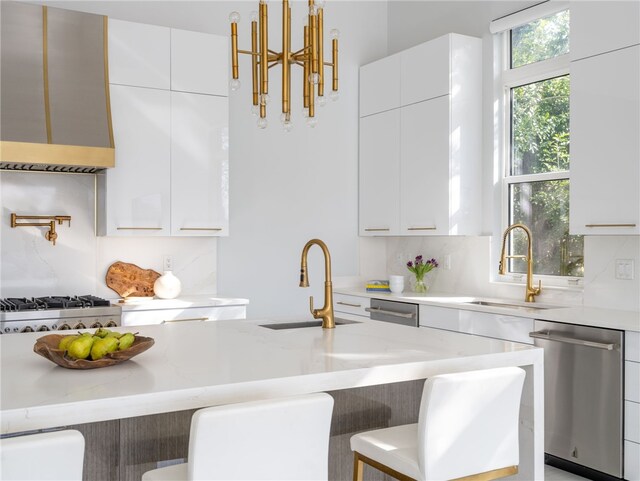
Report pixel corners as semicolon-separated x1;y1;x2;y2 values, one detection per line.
33;334;154;369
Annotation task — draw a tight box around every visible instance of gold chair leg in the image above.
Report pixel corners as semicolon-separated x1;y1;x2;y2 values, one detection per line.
353;452;364;481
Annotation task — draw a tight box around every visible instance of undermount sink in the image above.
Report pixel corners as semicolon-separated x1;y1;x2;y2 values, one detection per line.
464;300;551;311
260;319;361;330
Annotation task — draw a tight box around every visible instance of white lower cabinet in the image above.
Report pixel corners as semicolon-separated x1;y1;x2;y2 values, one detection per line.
334;293;370;321
418;304;533;345
98;85;171;236
122;305;246;327
171;92;229;236
626;331;640;481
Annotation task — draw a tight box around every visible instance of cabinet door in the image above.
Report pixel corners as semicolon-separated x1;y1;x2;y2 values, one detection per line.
171;92;229;236
171;29;228;96
400;97;450;235
104;85;171;236
108;19;170;89
570;46;640;235
360;54;401;117
571;1;640;61
359;109;400;235
400;34;449;106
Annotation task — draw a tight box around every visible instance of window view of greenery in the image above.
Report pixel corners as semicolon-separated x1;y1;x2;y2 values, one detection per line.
511;76;570;175
511;10;569;68
510;182;584;277
506;9;583;278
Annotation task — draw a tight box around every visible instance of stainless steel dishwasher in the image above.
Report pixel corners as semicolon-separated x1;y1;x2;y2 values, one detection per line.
366;298;418;327
530;320;624;479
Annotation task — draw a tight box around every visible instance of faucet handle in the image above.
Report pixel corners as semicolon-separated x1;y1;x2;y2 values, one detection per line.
309;296;315;316
537;279;542;293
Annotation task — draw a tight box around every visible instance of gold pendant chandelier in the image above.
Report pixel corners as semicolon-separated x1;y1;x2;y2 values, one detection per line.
229;0;339;130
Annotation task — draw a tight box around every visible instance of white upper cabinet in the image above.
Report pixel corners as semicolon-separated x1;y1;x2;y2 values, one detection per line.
171;29;228;96
360;54;401;117
359;109;401;235
171;92;229;236
570;1;640;61
400;98;450;235
400;34;449;106
570;45;640;235
108;19;170;89
359;33;482;237
99;85;171;236
102;21;228;237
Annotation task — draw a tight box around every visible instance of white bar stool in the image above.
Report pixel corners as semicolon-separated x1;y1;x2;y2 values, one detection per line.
142;393;334;481
350;367;526;481
0;429;85;481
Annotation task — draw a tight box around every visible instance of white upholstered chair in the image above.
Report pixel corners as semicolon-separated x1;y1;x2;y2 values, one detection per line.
0;429;85;481
142;393;334;481
350;367;526;481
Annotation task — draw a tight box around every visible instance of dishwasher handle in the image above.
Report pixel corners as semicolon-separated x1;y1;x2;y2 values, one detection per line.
365;307;414;319
529;330;618;351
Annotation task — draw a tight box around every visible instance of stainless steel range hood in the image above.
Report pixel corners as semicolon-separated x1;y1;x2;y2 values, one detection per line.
0;2;114;173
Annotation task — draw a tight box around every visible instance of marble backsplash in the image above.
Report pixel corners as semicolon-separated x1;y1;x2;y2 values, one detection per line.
0;172;217;299
385;235;640;312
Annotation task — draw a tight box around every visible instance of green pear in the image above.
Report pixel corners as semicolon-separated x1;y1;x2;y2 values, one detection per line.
118;333;135;351
67;336;94;360
103;336;119;353
58;335;79;351
105;331;122;339
95;328;111;338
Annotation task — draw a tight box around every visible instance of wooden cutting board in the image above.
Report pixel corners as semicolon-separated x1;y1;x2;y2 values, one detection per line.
105;261;161;298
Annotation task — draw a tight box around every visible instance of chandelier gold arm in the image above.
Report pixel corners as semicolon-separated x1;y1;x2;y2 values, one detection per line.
318;8;324;97
332;37;338;92
251;21;258;105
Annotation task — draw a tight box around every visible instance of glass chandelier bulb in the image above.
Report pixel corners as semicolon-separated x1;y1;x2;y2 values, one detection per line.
251;104;260;117
307;117;318;128
309;5;318;16
315;0;325;9
229;11;241;23
250;10;259;22
259;0;268;4
283;120;294;133
330;29;340;39
309;73;320;85
257;117;268;129
317;95;327;107
260;93;270;105
229;78;241;91
280;112;291;124
329;90;339;101
301;108;309;118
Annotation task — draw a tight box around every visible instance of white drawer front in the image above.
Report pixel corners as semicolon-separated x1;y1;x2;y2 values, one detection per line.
334;294;370;317
627;361;640;403
625;440;640;481
459;310;534;345
419;304;460;329
628;331;640;362
626;401;640;443
122;306;246;326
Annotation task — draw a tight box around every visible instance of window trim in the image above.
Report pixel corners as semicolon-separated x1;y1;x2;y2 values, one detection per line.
494;20;583;288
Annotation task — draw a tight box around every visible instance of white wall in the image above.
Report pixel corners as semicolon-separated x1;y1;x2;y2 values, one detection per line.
383;1;640;312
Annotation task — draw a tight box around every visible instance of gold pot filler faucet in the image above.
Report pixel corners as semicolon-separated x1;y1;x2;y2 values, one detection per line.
299;239;335;329
499;223;541;302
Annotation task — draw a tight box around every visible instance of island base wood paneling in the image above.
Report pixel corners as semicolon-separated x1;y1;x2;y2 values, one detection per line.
67;380;424;481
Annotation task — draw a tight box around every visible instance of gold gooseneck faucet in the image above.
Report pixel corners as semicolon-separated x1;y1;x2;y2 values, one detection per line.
499;223;542;302
299;239;335;329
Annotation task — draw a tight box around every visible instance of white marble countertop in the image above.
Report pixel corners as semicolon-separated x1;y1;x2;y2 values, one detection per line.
113;295;249;311
0;318;541;436
335;288;640;332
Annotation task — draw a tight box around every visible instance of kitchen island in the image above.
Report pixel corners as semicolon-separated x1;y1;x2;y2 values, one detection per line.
1;318;543;480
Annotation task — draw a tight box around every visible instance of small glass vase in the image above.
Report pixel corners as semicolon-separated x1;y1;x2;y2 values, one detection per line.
414;278;428;293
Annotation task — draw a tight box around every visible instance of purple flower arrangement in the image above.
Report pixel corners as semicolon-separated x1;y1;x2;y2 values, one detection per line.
406;255;438;293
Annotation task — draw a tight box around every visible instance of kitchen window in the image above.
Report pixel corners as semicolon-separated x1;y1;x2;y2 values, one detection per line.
499;8;584;281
